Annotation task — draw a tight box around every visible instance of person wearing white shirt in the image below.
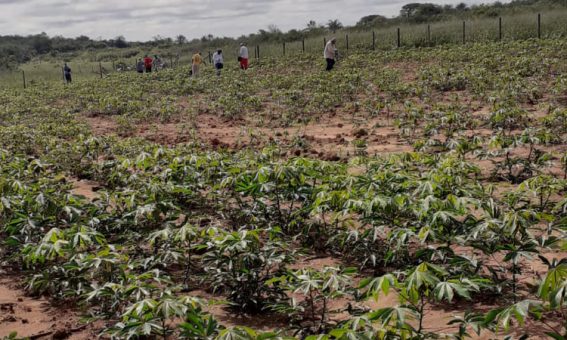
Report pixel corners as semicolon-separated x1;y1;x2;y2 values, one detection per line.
324;38;337;71
213;49;224;76
239;42;249;70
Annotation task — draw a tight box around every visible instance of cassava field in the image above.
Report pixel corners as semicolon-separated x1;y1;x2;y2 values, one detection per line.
1;38;567;340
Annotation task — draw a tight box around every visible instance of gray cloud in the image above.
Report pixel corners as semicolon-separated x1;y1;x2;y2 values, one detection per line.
0;0;507;40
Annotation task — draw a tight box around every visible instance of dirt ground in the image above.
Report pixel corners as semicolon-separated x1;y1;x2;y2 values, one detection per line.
0;275;101;339
81;109;414;160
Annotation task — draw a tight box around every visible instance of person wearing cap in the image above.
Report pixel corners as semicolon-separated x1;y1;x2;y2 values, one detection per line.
238;42;249;70
213;49;224;76
324;38;337;71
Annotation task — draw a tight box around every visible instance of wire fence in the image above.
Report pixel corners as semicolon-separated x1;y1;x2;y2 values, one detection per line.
1;10;566;89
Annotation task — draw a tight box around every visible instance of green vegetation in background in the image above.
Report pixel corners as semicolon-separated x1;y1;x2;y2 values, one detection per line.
0;0;566;69
2;7;567;89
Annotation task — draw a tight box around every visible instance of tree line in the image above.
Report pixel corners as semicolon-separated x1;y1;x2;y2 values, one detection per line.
1;0;566;70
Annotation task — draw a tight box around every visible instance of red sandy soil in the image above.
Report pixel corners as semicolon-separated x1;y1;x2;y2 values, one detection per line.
0;276;101;339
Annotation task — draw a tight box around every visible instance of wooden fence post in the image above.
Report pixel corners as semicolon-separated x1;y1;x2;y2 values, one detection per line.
427;25;431;43
537;13;541;38
324;37;327;47
283;42;286;56
372;31;376;50
22;70;26;89
499;17;502;41
302;39;305;53
346;34;349;50
257;45;260;59
397;28;401;48
99;62;103;79
462;21;466;44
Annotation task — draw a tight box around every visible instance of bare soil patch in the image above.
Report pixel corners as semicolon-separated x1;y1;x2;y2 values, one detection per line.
70;178;101;201
0;276;97;339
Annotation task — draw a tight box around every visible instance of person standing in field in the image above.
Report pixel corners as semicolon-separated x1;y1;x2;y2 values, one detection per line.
143;55;153;73
192;51;203;78
153;55;163;71
324;38;337;71
63;63;72;83
136;59;144;73
239;43;249;70
212;49;224;77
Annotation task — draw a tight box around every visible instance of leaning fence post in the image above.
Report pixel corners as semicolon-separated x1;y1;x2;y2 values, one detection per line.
462;21;466;44
537;13;541;38
372;31;376;50
397;28;401;48
22;70;26;89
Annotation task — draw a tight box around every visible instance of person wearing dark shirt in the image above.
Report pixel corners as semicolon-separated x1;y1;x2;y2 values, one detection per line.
136;59;144;73
63;63;72;83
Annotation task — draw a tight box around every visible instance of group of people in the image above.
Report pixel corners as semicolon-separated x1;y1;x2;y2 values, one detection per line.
62;38;338;84
188;42;249;78
137;55;165;73
137;38;337;78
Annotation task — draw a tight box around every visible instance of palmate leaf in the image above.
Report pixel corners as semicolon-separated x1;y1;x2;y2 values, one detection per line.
433;281;471;303
123;298;158;319
448;311;485;338
367;306;417;332
155;298;188;319
483;300;541;332
405;262;447;291
538;259;567;307
216;327;258;340
359;274;397;301
180;312;219;338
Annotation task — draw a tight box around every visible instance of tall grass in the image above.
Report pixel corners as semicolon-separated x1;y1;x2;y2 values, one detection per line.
1;9;566;88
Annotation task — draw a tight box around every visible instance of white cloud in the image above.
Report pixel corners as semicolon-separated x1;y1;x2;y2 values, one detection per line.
0;0;506;41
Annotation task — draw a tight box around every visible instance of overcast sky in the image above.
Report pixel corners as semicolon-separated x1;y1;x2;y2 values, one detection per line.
0;0;504;41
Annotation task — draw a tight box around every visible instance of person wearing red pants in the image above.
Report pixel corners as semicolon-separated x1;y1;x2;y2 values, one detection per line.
239;42;249;70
